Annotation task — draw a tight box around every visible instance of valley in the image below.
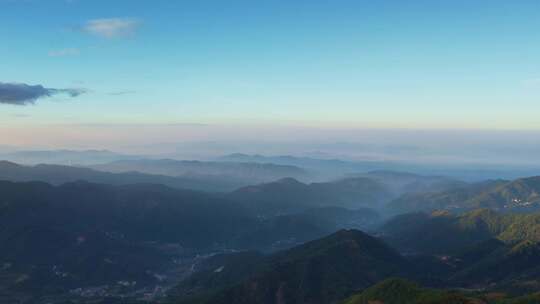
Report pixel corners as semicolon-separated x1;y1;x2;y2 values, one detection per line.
0;154;539;303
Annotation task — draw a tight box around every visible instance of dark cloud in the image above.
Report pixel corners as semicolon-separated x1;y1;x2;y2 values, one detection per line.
0;82;86;105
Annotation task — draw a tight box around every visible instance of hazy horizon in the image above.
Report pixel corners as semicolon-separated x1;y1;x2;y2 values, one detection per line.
1;125;539;168
2;0;540;171
2;1;540;137
4;2;540;302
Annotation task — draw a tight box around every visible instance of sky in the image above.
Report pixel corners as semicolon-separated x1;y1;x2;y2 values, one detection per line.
1;0;540;151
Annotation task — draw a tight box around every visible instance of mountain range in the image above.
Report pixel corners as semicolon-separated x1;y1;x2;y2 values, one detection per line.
227;177;391;215
388;176;540;214
90;158;309;186
170;219;540;304
380;208;540;254
0;179;386;303
0;160;270;192
0;149;138;166
343;278;540;304
173;230;407;304
2;155;540;303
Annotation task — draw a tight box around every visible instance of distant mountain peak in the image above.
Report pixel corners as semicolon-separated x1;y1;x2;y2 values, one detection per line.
0;160;23;168
275;177;304;185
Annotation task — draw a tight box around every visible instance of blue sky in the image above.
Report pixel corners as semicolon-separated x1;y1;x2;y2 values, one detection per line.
1;0;540;142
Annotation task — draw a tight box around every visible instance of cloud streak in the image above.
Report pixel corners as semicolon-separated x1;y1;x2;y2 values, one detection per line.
83;18;140;39
48;48;80;57
0;82;86;105
109;90;136;96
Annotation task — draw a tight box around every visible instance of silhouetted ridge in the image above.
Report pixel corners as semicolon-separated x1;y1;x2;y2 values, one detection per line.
229;177;391;215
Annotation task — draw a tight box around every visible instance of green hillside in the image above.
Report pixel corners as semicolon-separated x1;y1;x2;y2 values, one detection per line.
387;177;540;214
343;278;540;304
381;209;540;254
175;230;406;304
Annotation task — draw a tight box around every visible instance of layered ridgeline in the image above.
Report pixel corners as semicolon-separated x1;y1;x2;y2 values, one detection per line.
89;159;309;187
172;230;407;304
3;184;540;304
0;180;383;256
0;180;251;299
0;160;386;228
0;180;255;249
232;206;382;252
171;227;540;304
0;160;473;212
380;208;540;254
0;159;310;192
0;159;460;200
0;180;249;302
2;158;540;303
0;160;246;192
171;209;540;304
227;177;391;215
226;171;466;216
388;176;540;214
0;180;384;302
352;170;466;197
0;150;314;181
218;153;393;178
379;210;540;290
219;153;540;182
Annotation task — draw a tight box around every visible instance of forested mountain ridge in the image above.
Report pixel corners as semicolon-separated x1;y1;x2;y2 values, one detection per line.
174;230;407;304
342;278;540;304
0;160;243;192
387;176;540;214
380;208;540;254
90;159;309;186
172;221;540;304
227;177;392;215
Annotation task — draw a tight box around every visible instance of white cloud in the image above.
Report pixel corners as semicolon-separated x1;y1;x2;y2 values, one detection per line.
48;48;80;57
83;18;140;39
